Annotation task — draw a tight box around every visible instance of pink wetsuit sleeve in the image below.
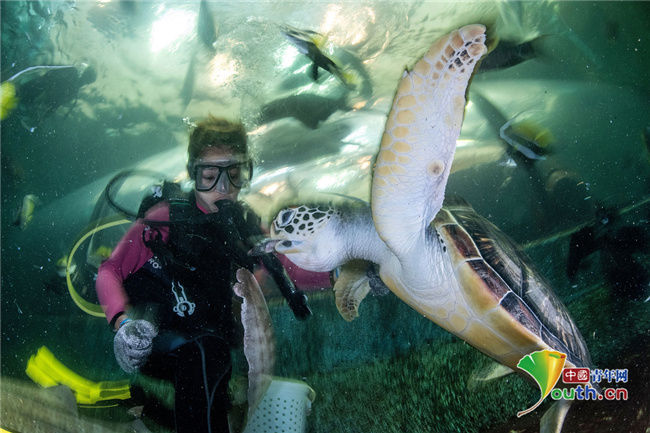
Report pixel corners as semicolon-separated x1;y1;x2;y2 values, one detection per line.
96;203;170;324
277;254;332;290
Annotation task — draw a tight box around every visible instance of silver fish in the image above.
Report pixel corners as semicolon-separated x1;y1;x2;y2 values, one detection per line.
232;268;275;416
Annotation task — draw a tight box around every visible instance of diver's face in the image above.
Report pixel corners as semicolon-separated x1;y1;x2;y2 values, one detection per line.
193;147;242;213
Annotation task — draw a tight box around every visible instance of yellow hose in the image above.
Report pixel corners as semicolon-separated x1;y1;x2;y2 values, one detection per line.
66;218;131;317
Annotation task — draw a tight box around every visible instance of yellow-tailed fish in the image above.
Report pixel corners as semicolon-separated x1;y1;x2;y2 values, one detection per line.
56;255;76;278
1;81;18;120
93;246;113;261
282;25;355;88
14;194;39;230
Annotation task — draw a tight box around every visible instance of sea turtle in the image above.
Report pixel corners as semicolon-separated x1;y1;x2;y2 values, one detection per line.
260;25;596;432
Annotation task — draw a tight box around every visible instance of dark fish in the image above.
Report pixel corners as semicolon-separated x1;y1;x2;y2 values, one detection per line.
471;91;552;166
499;117;550;161
258;93;348;129
282;25;353;87
197;0;217;51
180;53;196;107
479;36;547;72
28;1;52;20
119;0;137;13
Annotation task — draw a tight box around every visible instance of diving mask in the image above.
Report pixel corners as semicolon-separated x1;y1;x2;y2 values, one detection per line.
190;160;252;192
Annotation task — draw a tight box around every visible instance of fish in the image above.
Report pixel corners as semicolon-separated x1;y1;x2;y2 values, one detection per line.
479;36;548;72
179;53;196;107
180;1;218;106
93;245;113;261
471;91;553;166
499;116;551;161
197;0;217;51
232;268;275;416
27;1;52;20
1;81;18;120
55;255;77;278
258;93;348;129
13;194;39;230
282;25;355;88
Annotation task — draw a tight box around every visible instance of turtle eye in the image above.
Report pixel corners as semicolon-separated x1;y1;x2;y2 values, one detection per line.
277;208;296;228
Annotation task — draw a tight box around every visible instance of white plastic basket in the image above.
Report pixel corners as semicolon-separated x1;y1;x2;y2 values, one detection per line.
243;378;316;433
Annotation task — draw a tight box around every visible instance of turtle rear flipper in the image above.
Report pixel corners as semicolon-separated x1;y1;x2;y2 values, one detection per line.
540;400;572;433
467;361;514;391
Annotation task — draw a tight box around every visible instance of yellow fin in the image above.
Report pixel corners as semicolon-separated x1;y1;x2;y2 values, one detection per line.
511;119;554;148
25;346;131;405
1;81;18;120
311;33;327;50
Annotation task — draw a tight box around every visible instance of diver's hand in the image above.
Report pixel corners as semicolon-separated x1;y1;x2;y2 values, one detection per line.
113;319;157;374
287;290;312;320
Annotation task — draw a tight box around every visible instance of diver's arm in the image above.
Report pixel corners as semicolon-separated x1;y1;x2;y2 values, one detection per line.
96;261;131;328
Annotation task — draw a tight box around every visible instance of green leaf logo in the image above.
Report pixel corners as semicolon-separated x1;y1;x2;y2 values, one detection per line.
516;349;567;417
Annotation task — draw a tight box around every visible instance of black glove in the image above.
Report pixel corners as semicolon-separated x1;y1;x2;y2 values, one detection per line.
261;253;312;320
208;200;255;268
215;200;313;320
113;319;157;374
286;289;312;320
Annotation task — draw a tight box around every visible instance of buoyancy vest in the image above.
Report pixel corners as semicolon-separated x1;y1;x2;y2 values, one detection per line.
124;185;260;343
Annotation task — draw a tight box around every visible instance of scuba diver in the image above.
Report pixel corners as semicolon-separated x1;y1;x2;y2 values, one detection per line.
95;116;312;433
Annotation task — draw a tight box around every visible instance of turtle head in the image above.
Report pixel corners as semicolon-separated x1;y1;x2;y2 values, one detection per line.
269;205;345;272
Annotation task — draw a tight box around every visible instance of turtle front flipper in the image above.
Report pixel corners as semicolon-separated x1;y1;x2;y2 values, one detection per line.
333;260;372;321
372;25;487;261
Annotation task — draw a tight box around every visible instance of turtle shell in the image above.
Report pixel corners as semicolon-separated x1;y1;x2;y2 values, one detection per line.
433;196;592;369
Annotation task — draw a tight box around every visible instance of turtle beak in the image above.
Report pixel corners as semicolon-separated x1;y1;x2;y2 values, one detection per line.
248;239;281;256
274;239;304;254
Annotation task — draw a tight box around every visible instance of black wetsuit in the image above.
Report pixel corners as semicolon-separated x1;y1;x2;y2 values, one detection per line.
123;192;309;433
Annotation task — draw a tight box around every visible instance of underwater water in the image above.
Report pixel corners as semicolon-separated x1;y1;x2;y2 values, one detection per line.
1;1;649;432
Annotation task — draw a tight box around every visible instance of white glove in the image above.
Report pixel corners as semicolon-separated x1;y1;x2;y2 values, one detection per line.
113;319;157;374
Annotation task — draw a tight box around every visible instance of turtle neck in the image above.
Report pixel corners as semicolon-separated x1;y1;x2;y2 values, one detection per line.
340;205;392;266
